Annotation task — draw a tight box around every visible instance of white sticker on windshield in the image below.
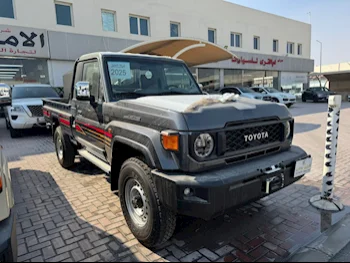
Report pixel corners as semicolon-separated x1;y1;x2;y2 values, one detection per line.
145;71;153;79
108;62;131;80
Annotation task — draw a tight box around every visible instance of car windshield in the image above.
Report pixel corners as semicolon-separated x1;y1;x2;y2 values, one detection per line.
240;87;256;94
265;88;280;93
311;87;329;92
12;86;59;100
105;57;201;100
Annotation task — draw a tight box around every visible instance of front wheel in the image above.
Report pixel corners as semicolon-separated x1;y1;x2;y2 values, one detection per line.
119;158;176;248
54;126;75;168
271;98;279;103
9;123;20;138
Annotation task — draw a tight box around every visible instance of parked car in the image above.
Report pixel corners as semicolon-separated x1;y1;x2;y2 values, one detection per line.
302;87;335;103
252;87;296;108
0;84;10;117
220;86;272;101
3;84;60;138
40;51;312;248
0;146;17;262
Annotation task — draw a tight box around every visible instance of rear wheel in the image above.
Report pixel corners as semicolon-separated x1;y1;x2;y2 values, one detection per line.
54;126;75;168
119;157;176;248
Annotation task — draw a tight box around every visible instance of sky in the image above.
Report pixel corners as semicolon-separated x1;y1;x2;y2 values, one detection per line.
227;0;350;66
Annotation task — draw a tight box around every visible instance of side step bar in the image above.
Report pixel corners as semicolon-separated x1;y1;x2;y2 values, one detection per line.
78;150;111;174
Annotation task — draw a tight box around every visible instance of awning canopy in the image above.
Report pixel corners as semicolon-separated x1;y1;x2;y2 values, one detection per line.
121;38;236;67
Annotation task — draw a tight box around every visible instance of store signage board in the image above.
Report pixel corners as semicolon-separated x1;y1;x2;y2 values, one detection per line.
0;25;49;58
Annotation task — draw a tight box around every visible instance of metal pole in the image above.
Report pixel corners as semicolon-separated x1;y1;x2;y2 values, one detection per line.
317;40;322;75
310;95;344;211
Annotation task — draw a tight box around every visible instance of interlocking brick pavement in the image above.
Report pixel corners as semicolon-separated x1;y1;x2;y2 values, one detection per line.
1;102;350;262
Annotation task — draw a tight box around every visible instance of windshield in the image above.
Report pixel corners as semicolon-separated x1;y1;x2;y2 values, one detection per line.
240;87;256;94
265;88;280;93
12;86;59;100
311;87;329;92
105;57;201;100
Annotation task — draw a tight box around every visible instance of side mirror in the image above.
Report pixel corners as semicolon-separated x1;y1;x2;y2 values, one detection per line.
75;81;90;100
0;97;11;107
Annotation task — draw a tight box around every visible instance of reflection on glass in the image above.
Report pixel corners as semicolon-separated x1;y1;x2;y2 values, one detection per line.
0;58;49;85
198;68;220;93
224;69;242;87
242;70;265;87
102;12;116;32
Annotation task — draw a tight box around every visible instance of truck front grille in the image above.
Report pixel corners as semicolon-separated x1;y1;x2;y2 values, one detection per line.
225;123;283;152
28;105;43;117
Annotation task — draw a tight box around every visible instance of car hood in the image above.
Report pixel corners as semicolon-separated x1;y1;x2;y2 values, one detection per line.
124;95;291;131
11;97;57;106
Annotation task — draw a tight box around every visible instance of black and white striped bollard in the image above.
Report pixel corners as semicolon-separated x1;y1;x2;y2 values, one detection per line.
310;95;344;211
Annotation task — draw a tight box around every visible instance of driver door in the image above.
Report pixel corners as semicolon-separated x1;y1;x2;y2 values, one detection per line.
72;60;106;160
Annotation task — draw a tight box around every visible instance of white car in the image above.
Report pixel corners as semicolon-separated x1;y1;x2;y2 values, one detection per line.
252;87;296;108
4;84;60;138
220;86;272;101
0;146;17;262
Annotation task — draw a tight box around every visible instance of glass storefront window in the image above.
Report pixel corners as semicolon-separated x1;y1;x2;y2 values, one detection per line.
0;58;49;85
242;70;265;87
224;69;242;87
198;68;220;93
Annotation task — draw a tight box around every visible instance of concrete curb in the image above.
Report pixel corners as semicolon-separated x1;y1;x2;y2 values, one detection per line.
288;213;350;262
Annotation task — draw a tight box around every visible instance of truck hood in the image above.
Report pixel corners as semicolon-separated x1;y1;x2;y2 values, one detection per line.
126;95;291;131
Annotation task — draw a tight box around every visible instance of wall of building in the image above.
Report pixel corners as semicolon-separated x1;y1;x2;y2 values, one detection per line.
1;0;311;59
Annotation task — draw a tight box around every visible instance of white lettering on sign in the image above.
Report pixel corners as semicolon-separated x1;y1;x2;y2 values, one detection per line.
108;62;131;81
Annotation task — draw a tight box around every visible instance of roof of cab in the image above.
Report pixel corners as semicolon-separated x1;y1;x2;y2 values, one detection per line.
78;52;181;63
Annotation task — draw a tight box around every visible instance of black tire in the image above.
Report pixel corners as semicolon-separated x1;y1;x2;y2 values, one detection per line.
302;95;306;102
286;104;293;108
5;119;9;130
119;157;176;248
271;98;279;103
54;126;75;168
9;123;20;138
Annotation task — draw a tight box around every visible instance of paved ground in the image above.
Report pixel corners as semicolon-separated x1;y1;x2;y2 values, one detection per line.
2;102;350;262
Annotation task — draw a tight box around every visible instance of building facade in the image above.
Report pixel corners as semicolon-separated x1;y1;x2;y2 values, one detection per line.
0;0;314;94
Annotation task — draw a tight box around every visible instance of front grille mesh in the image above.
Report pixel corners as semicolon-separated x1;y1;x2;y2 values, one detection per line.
28;105;43;117
225;123;283;152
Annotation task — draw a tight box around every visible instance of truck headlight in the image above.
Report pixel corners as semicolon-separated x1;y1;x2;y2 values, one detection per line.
194;133;214;158
11;106;25;113
284;121;291;139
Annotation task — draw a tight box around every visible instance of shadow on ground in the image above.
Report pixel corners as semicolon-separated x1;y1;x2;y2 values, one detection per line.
294;123;321;134
11;168;138;262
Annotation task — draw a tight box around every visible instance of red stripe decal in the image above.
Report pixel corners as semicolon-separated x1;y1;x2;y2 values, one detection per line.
59;118;70;126
76;124;83;133
76;121;112;139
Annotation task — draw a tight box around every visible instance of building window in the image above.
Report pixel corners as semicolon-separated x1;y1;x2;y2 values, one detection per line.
273;39;279;52
0;0;14;18
287;42;294;54
298;44;302;55
101;10;116;32
208;28;216;44
129;15;150;36
170;22;180;37
254;36;260;50
55;2;73;26
230;33;242;48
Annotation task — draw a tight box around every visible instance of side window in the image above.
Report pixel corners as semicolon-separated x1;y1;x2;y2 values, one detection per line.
82;61;100;102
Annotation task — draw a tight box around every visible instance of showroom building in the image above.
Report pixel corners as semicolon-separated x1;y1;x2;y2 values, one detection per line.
0;0;314;94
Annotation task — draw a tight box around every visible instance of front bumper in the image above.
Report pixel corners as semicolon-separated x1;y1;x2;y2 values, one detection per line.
0;208;17;262
9;114;46;129
153;146;309;220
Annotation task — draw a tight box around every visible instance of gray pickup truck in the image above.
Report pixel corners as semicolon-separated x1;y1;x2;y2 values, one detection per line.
40;50;312;248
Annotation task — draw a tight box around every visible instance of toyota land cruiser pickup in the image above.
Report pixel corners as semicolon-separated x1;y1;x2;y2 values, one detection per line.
40;51;312;248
